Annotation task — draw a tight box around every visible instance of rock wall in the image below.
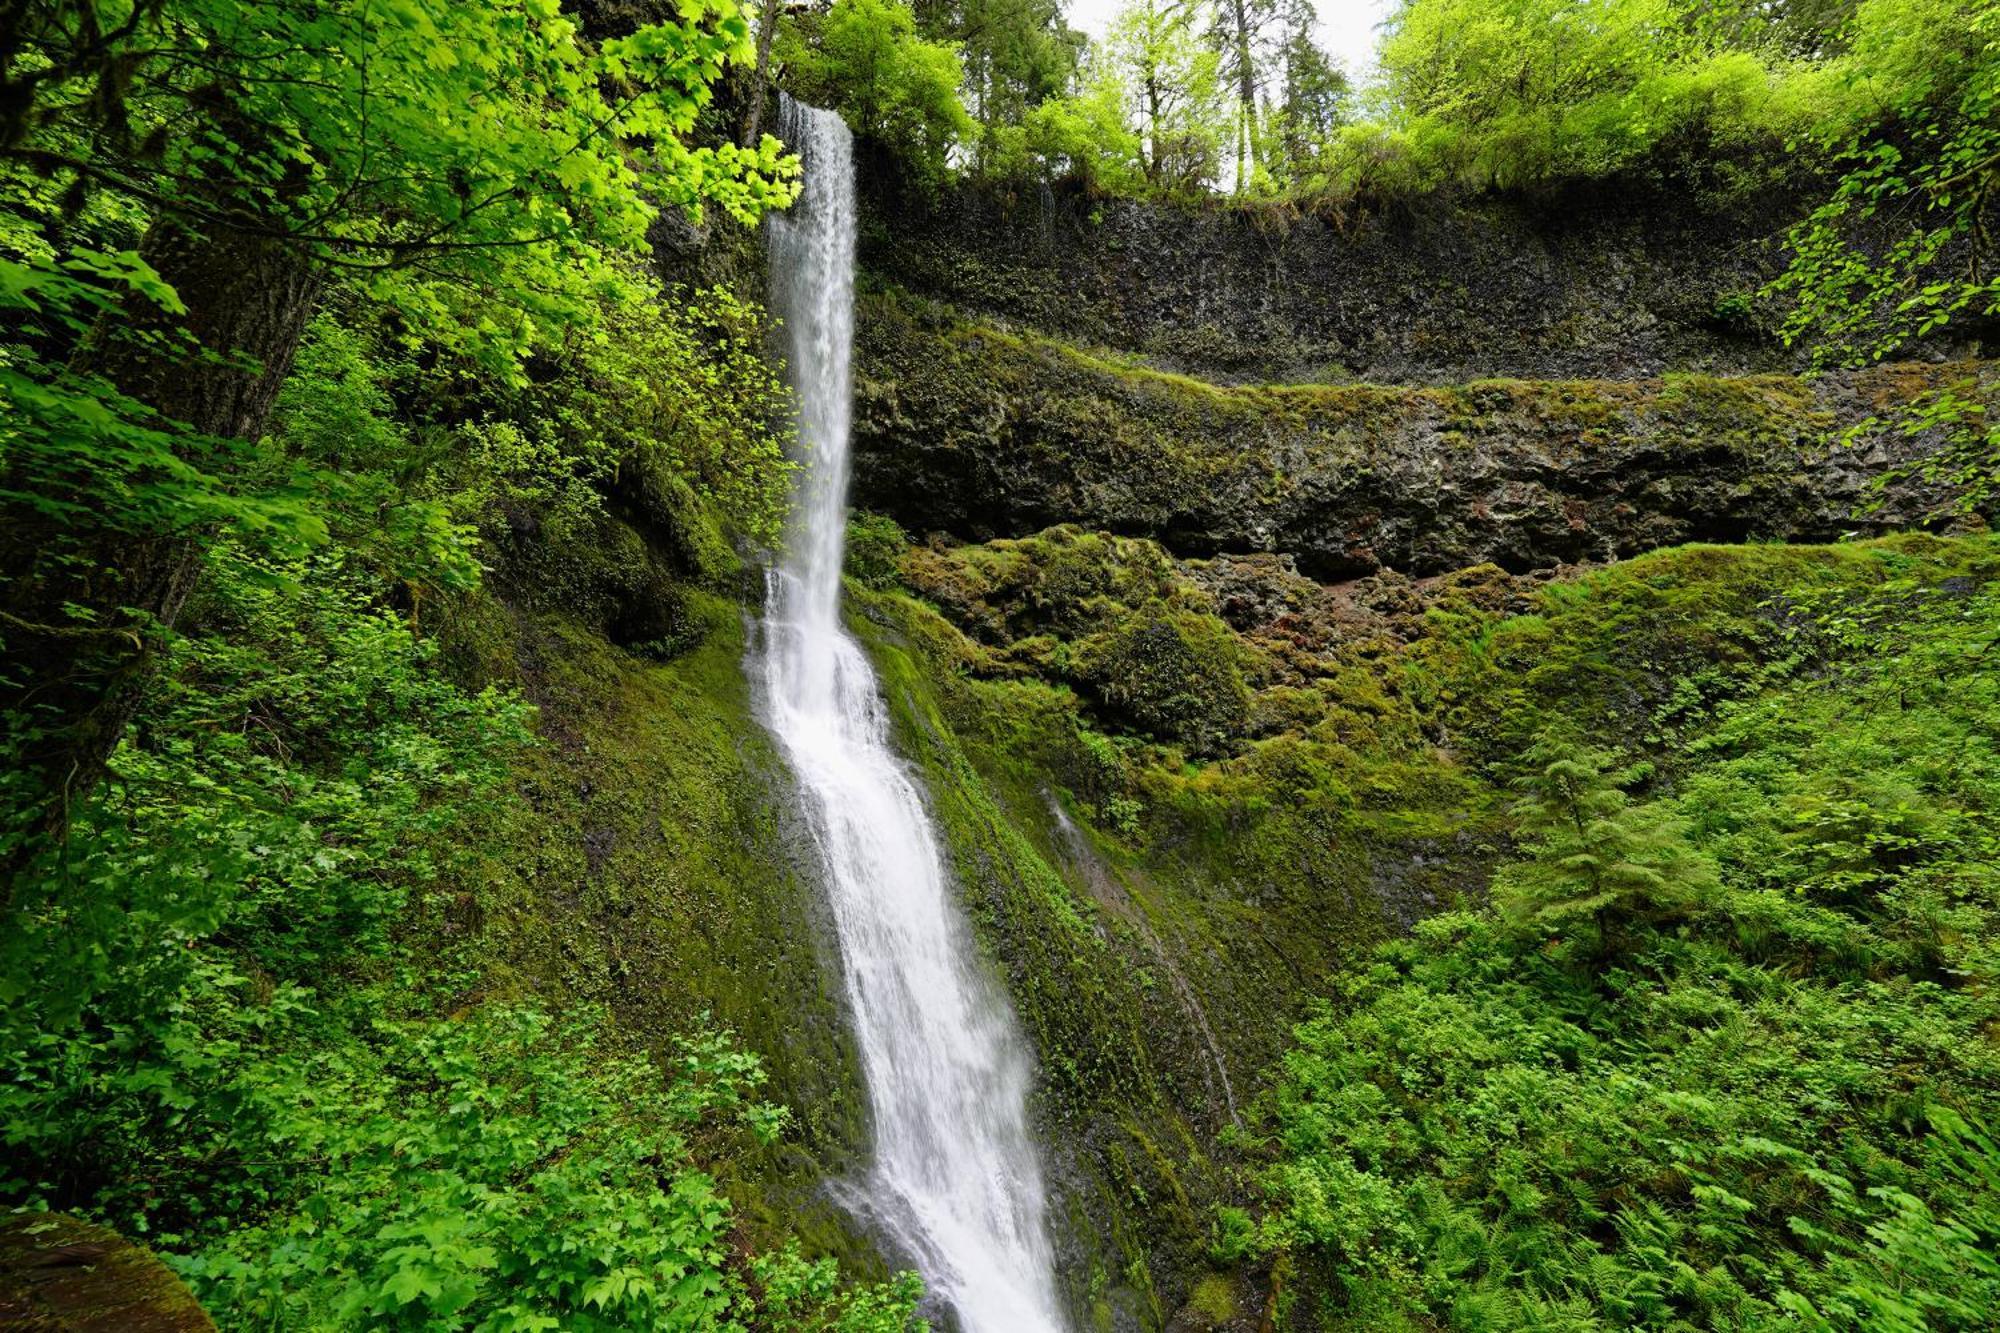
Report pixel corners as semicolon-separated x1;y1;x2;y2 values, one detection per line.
853;292;1985;580
859;178;1804;385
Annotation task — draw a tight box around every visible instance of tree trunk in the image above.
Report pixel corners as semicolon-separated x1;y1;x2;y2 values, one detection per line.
1231;0;1256;189
1;213;320;867
738;0;782;148
1146;73;1164;180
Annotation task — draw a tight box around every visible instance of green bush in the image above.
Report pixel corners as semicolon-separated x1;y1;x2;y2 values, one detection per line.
173;1006;784;1329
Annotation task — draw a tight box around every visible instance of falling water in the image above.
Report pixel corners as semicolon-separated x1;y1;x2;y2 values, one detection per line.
755;97;1067;1333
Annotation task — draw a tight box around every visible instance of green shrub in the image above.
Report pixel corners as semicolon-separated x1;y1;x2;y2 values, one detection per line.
173;1007;778;1329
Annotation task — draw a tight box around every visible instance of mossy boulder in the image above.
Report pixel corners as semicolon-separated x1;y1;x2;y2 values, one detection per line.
1073;609;1251;758
0;1213;214;1331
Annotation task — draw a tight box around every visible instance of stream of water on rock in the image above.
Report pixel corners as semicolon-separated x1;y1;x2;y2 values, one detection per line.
755;97;1067;1333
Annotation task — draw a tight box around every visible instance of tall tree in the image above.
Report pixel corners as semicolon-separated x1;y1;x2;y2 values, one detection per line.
742;0;787;146
1269;13;1349;185
1104;0;1230;189
1212;0;1278;188
952;0;1083;139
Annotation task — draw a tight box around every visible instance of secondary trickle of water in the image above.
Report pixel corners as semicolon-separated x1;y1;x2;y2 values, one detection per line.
756;98;1067;1333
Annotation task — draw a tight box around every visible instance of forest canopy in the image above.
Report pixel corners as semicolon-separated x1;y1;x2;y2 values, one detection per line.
773;0;1992;212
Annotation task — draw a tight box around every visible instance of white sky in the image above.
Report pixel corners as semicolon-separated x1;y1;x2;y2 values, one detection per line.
1061;0;1399;79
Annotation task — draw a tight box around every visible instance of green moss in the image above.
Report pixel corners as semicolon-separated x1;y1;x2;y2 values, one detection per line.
1187;1272;1239;1324
844;509;911;588
433;585;882;1277
1433;531;2000;769
1073;608;1251;757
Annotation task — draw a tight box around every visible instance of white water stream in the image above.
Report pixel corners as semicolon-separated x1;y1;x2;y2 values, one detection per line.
755;98;1067;1333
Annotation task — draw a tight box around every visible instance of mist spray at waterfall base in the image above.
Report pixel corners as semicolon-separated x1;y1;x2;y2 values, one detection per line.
754;97;1067;1333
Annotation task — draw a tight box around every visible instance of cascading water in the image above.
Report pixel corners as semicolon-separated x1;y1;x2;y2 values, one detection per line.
755;97;1067;1333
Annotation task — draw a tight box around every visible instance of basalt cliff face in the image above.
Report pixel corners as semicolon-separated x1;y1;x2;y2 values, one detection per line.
857;180;1801;384
848;182;1987;580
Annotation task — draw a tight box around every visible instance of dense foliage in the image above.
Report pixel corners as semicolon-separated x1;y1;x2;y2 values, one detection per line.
0;0;919;1326
776;0;975;181
792;0;1986;245
1257;547;2000;1330
1767;1;2000;506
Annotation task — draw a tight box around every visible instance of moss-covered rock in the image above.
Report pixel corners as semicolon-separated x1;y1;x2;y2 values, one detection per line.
1072;609;1252;758
0;1213;214;1331
843;510;911;589
430;584;885;1277
852;290;1992;579
840;558;1508;1325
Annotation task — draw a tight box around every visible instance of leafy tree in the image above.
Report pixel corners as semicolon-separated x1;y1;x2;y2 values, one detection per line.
1695;0;1862;58
921;0;1083;169
777;0;975;182
0;0;796;856
1265;19;1351;189
1378;0;1804;188
1103;0;1232;192
1005;53;1151;190
1763;1;2000;515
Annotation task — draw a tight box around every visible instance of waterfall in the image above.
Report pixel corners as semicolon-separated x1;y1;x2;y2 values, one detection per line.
755;98;1067;1333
